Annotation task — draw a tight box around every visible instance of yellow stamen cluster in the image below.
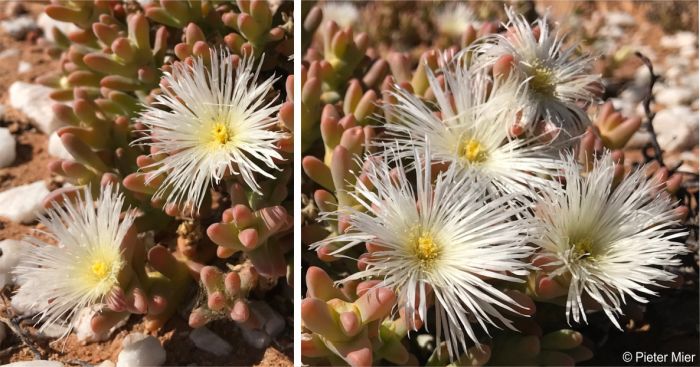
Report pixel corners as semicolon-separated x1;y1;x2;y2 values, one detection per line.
409;229;441;269
529;64;556;96
461;139;488;163
91;260;109;280
571;237;596;261
211;122;232;145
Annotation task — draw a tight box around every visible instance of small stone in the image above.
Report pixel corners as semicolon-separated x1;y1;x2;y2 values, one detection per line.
600;25;624;39
9;82;64;134
416;334;435;350
48;131;73;160
189;327;233;356
610;98;637;119
654;106;698;128
117;333;166;367
0;239;27;288
249;301;286;338
680;43;698;58
657;124;696;153
0;181;49;223
678;151;699;165
664;55;691;69
678;161;699;173
0;128;16;168
660;31;697;50
653;106;699;153
38;323;71;339
633;65;652;87
665;66;683;82
625;131;652;149
620;86;645;104
606;12;635;27
74;306;129;343
681;72;699;92
0;48;20;60
239;326;271;349
655;87;695;107
18;61;31;73
37;12;79;44
0;16;39;40
4;361;64;367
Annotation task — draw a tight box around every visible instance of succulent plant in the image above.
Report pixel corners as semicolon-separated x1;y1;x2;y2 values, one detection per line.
302;267;411;366
17;0;293;343
301;3;690;366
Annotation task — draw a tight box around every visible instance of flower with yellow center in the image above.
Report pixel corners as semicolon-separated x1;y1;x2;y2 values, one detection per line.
470;6;600;136
14;184;133;337
385;60;565;199
527;63;556;97
136;48;284;212
533;153;687;328
314;145;534;359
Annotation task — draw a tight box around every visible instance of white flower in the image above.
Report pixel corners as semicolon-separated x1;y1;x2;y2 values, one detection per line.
470;6;600;136
314;145;534;358
386;63;565;198
14;185;134;336
433;3;481;37
321;2;359;29
137;49;283;211
533;153;687;328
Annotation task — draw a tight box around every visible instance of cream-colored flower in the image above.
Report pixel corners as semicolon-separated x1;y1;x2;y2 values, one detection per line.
386;63;564;198
533;153;687;328
14;185;133;336
471;7;600;136
321;1;359;29
433;3;481;37
315;145;534;358
137;49;283;211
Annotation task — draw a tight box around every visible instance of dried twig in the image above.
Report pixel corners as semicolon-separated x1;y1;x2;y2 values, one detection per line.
635;51;665;167
0;293;44;360
635;51;698;238
0;316;43;360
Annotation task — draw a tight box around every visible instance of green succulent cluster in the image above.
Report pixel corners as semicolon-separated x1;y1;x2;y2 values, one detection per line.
300;3;657;366
38;0;293;337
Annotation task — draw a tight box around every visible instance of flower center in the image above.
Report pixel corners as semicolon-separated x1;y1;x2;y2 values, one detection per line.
529;64;556;97
211;122;231;145
410;231;441;269
461;139;488;163
91;260;110;280
571;237;596;260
